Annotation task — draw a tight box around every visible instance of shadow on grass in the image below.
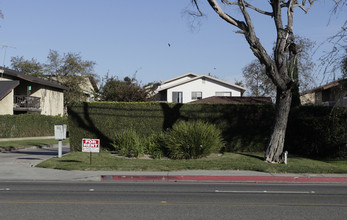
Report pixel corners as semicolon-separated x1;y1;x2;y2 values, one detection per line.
238;153;265;161
59;160;82;163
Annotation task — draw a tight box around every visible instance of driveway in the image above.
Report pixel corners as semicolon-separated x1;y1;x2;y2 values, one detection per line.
0;144;71;181
0;144;70;167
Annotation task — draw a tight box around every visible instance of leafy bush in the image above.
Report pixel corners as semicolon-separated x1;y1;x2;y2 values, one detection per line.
112;129;144;157
163;120;224;159
143;133;166;159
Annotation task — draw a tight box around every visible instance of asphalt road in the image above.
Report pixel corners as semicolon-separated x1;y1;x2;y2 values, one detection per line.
1;181;346;220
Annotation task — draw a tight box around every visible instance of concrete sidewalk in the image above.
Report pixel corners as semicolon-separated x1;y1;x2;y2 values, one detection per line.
1;144;347;183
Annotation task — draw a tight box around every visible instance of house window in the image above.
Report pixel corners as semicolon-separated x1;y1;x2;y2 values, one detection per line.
172;92;183;103
216;92;231;96
192;92;202;100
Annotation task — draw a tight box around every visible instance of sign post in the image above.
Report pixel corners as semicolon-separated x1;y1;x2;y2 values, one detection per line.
54;125;67;158
82;139;100;165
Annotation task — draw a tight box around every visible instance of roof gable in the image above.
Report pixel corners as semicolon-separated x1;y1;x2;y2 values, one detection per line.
1;68;68;90
158;74;246;92
162;72;198;84
0;80;20;101
301;78;347;95
191;96;272;104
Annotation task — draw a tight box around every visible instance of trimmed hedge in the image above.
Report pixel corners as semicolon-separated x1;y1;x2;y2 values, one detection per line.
67;102;347;158
285;106;347;158
0;114;67;138
67;102;274;152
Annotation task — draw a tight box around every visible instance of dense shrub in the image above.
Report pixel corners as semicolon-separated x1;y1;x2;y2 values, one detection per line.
286;106;347;158
143;133;166;159
0;114;67;138
162;120;224;159
68;102;346;158
112;128;144;157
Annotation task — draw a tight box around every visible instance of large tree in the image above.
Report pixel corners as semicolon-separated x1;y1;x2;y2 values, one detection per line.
10;50;97;105
101;76;151;102
242;36;316;99
242;60;276;98
11;56;44;77
44;50;97;104
191;0;316;162
318;1;346;80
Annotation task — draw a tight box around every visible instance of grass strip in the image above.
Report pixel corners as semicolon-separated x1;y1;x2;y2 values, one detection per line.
36;152;347;174
0;139;69;149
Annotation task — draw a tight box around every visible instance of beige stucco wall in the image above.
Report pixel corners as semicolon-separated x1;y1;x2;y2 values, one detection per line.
300;92;315;105
0;90;14;115
32;87;64;116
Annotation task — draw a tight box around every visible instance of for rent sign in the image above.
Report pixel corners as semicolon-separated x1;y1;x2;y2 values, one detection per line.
82;139;100;153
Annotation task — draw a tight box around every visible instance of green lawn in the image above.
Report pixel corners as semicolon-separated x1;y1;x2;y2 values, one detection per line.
36;152;347;174
0;139;69;149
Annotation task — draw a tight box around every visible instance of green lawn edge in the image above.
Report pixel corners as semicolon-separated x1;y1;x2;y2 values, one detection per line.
36;152;347;174
0;139;69;149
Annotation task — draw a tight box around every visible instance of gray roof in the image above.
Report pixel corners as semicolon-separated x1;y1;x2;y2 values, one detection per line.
0;80;20;101
191;96;272;104
1;68;68;90
300;78;347;95
158;74;246;92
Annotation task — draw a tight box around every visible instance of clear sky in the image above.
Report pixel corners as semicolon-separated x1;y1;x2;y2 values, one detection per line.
0;0;345;87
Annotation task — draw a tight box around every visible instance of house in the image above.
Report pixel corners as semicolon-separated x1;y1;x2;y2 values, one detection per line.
78;75;99;101
151;73;246;103
191;96;272;104
300;78;347;107
49;75;99;102
0;80;20;115
0;67;68;115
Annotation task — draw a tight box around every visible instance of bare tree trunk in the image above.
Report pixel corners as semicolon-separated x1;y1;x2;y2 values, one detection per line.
265;88;292;162
192;0;315;163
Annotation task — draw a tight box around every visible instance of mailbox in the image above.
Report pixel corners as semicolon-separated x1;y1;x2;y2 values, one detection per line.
54;124;67;140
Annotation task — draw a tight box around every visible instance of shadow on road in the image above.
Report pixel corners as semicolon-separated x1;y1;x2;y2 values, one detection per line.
17;157;43;160
6;147;70;156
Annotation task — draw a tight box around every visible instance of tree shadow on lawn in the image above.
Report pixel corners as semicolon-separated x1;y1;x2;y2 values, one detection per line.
237;153;265;161
58;160;82;163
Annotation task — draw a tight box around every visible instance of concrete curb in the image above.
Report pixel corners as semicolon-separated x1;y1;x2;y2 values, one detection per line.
0;136;55;142
101;175;347;183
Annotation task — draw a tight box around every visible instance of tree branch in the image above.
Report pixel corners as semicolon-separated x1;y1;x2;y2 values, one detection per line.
191;0;204;16
280;0;316;13
222;0;274;16
287;0;294;34
295;0;315;13
207;0;248;30
237;0;288;90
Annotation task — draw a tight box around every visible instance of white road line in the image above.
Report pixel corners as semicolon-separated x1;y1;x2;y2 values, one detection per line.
0;188;10;191
215;190;315;194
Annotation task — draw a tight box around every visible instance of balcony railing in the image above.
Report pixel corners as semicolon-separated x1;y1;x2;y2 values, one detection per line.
14;95;41;110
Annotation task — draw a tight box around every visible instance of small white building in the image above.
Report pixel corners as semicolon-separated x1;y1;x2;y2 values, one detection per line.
152;73;246;103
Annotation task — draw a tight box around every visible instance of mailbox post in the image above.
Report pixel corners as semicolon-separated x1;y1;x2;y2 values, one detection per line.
55;125;67;158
